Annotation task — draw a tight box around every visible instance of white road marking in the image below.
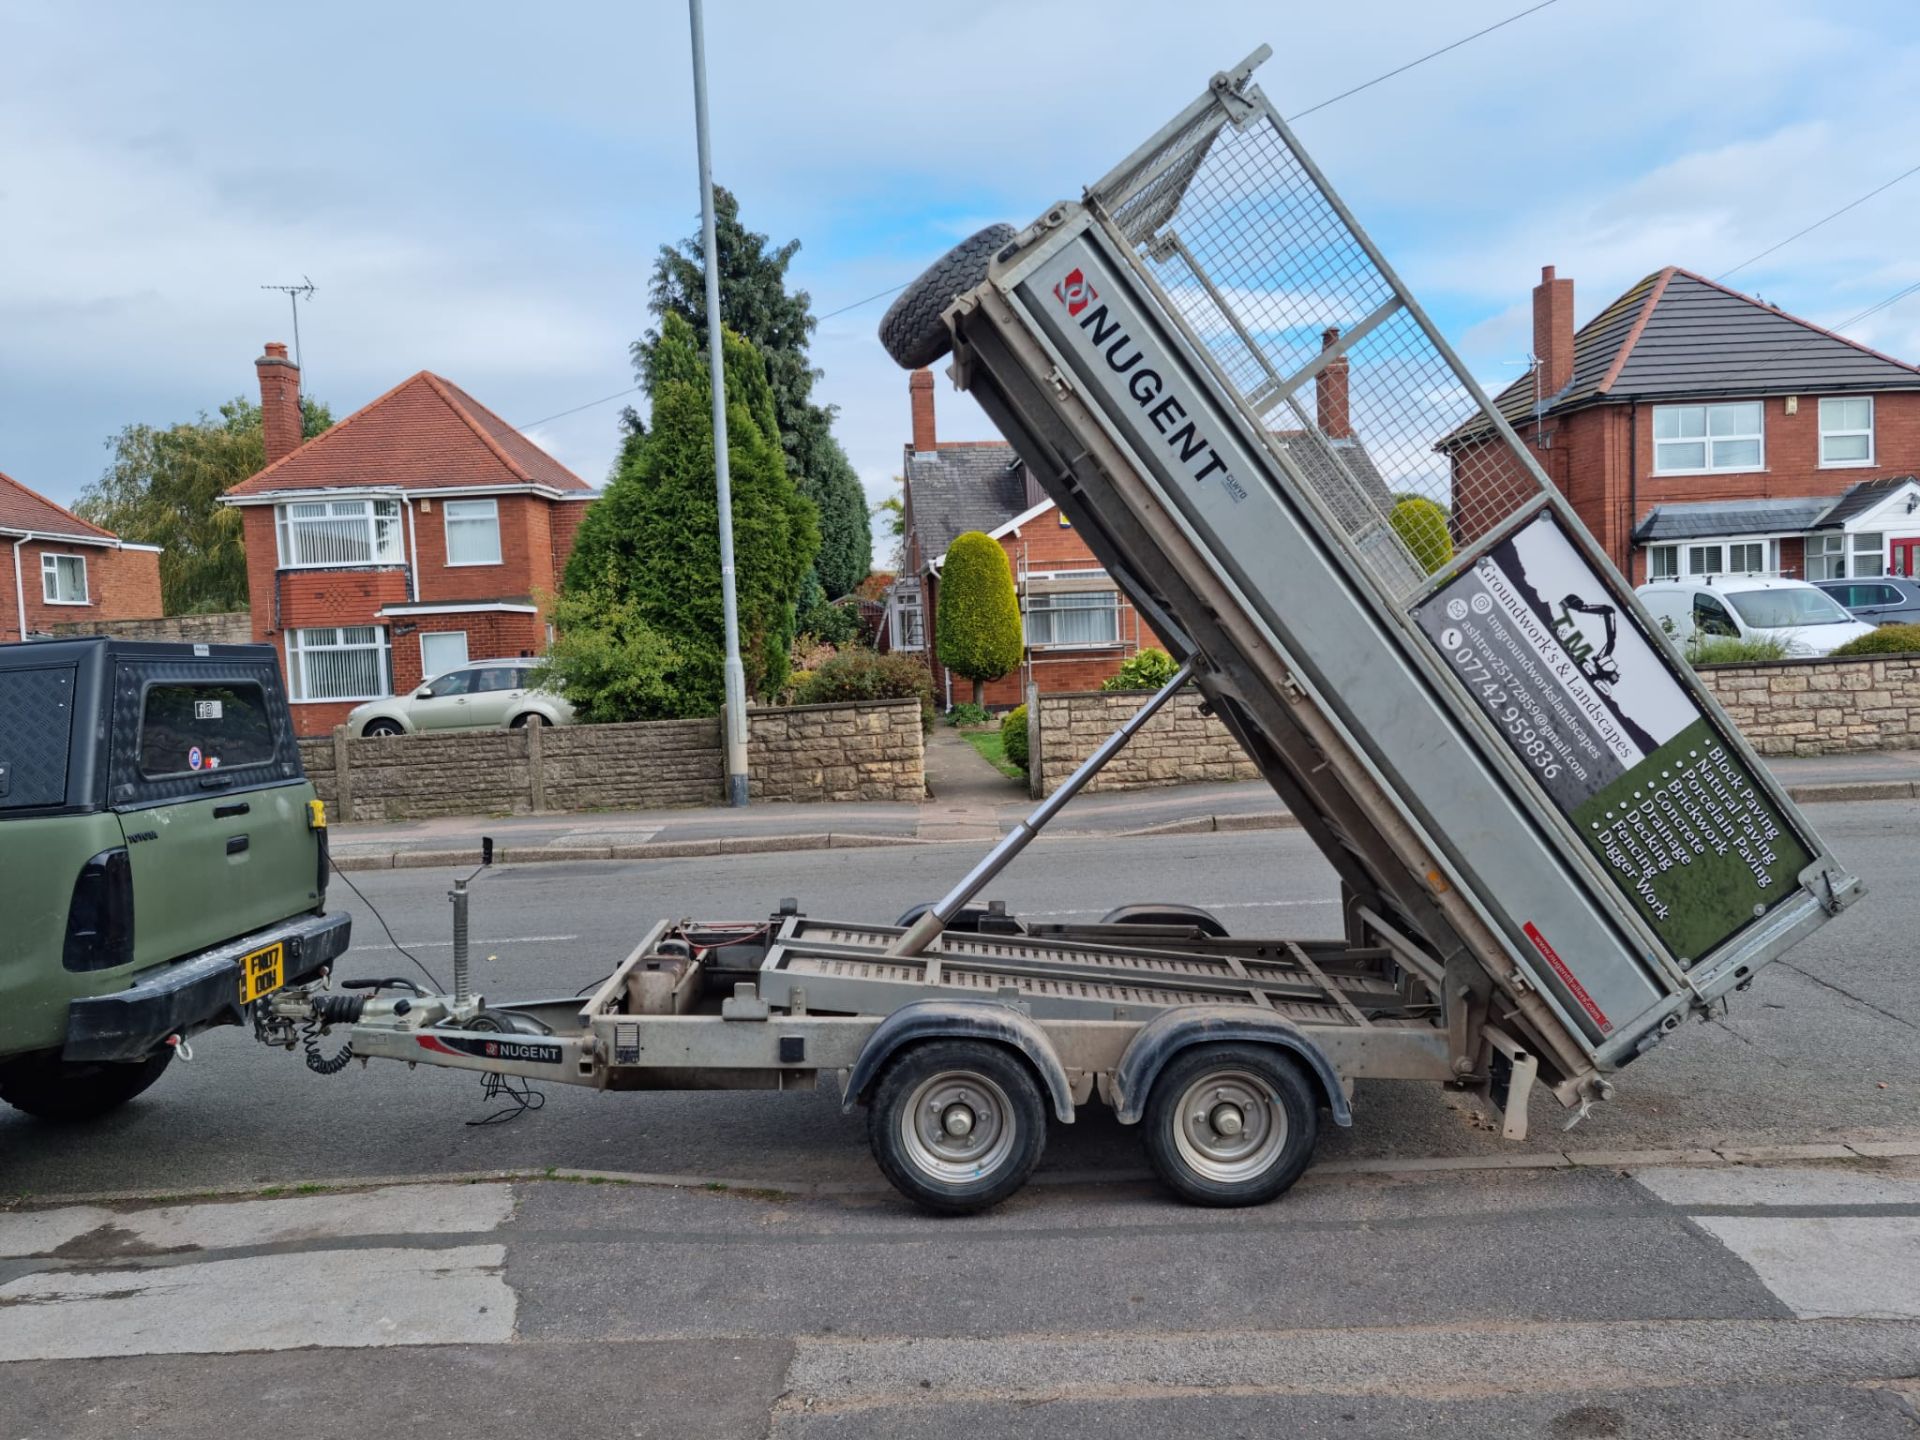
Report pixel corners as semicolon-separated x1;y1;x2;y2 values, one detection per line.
1635;1164;1920;1320
0;1244;513;1360
350;933;578;952
1688;1216;1920;1320
0;1183;514;1260
1634;1163;1920;1208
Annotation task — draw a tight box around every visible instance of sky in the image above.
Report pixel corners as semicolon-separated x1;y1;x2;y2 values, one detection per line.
5;0;1920;539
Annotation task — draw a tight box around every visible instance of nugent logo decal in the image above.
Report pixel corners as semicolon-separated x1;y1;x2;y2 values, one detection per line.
1053;268;1097;316
1046;254;1247;503
417;1033;564;1065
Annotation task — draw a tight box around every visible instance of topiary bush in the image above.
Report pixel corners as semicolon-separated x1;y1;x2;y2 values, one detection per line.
794;648;934;727
1000;703;1029;772
1389;495;1454;575
1829;623;1920;658
937;531;1024;706
1100;648;1182;692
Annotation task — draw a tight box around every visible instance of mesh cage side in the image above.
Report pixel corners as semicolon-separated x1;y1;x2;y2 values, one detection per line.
1091;95;1548;605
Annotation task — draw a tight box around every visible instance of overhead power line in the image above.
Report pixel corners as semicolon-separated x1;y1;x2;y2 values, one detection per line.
1717;159;1920;281
1836;279;1920;333
517;2;1570;435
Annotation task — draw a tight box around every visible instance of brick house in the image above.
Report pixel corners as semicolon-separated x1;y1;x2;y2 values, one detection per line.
0;470;163;643
224;343;594;736
1448;266;1920;584
890;370;1168;708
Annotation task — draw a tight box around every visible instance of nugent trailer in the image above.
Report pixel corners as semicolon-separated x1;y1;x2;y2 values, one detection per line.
251;49;1859;1213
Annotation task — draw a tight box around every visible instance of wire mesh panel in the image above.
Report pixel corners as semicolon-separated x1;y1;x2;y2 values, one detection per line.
1091;83;1549;605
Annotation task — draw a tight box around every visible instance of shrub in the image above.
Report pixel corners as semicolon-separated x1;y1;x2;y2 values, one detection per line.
528;589;682;724
1829;623;1920;658
1688;635;1789;666
794;648;934;726
1390;496;1453;575
1100;648;1182;692
795;571;861;647
1000;703;1029;772
945;701;992;727
937;532;1024;706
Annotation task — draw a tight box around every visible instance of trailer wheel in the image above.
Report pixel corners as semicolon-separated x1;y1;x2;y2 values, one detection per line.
1100;903;1230;938
1142;1043;1317;1207
878;224;1016;370
0;1049;174;1123
867;1040;1046;1214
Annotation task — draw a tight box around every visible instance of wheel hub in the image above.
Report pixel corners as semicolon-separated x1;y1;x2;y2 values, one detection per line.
1173;1071;1287;1184
899;1071;1017;1182
942;1103;976;1138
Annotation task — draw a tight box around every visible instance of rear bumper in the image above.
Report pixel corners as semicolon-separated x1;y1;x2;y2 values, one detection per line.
63;911;353;1063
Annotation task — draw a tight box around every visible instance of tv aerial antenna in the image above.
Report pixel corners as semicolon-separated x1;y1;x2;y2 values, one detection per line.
260;277;317;373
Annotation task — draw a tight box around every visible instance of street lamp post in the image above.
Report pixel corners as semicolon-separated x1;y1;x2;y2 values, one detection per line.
688;0;750;806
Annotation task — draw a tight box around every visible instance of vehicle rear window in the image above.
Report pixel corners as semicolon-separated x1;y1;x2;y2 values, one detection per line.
139;682;276;779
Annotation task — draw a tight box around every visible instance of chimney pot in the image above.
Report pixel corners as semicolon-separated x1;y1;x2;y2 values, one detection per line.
256;340;303;466
1316;327;1351;441
909;369;937;453
1532;265;1575;407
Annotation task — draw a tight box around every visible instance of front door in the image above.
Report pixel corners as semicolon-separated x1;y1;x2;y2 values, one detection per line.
1890;538;1920;579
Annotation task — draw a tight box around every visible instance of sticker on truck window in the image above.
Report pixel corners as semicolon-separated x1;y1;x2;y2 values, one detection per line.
1414;513;1813;963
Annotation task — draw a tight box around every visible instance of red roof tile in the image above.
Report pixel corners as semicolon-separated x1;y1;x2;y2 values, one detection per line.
0;470;119;541
224;371;592;499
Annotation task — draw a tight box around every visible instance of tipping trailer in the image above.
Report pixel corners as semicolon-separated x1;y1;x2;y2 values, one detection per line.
252;50;1860;1213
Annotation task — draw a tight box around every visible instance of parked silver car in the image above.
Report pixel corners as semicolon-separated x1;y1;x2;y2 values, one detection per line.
1811;576;1920;627
346;659;573;737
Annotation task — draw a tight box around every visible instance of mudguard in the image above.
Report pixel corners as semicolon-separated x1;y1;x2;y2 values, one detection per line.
842;999;1076;1123
1109;1005;1352;1127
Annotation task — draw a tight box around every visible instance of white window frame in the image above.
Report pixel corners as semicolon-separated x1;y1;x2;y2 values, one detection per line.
1645;544;1679;580
419;630;470;683
1025;589;1122;650
889;580;925;652
1651;402;1765;475
1807;530;1887;580
274;497;404;569
285;626;393;703
39;552;89;605
1673;535;1780;579
443;498;502;567
1818;396;1875;469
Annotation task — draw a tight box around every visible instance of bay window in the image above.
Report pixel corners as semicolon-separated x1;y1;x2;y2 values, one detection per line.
444;499;502;566
1819;397;1874;467
1652;403;1763;474
275;498;403;567
1026;590;1120;648
286;626;392;702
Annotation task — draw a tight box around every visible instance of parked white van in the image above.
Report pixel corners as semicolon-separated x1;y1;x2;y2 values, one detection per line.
1636;577;1878;657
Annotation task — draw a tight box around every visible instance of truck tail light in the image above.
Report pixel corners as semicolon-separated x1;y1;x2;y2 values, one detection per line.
63;848;135;972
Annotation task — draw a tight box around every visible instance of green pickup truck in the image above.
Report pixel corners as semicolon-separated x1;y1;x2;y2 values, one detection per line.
0;638;350;1121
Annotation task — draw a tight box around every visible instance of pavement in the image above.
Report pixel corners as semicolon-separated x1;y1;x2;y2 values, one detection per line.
326;732;1920;870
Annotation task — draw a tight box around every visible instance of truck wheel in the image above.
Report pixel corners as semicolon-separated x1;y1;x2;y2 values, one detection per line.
0;1049;174;1123
878;224;1016;370
1142;1044;1317;1207
867;1040;1046;1214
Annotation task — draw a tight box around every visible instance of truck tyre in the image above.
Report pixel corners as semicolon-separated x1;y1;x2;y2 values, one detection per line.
1142;1043;1317;1207
0;1049;174;1123
867;1039;1046;1214
878;224;1016;370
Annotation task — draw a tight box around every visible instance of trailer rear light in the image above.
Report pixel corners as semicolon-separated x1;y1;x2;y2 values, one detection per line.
63;847;135;972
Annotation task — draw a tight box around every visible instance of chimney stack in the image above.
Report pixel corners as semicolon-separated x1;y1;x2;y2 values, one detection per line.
1532;265;1574;406
1316;327;1351;441
256;342;302;465
909;369;937;452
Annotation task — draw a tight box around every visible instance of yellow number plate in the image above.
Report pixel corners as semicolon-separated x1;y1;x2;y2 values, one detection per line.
238;942;286;1005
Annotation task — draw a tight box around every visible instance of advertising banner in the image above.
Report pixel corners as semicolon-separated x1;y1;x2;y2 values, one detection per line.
1413;514;1812;963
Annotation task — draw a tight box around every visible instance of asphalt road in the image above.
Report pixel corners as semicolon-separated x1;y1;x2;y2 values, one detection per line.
3;800;1916;1201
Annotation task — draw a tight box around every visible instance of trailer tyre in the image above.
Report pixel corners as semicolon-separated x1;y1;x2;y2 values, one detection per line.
0;1049;174;1123
1142;1043;1318;1207
867;1040;1047;1214
877;224;1017;370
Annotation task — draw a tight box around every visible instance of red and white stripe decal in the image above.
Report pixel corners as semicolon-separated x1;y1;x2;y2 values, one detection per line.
1523;922;1612;1034
416;1035;461;1056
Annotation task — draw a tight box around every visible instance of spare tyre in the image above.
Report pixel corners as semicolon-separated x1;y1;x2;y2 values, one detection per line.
878;224;1016;370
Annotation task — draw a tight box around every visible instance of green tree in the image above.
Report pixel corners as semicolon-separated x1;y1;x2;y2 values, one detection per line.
567;313;818;715
1389;495;1454;575
937;531;1024;707
873;478;905;572
77;395;330;613
528;587;681;724
638;186;871;597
